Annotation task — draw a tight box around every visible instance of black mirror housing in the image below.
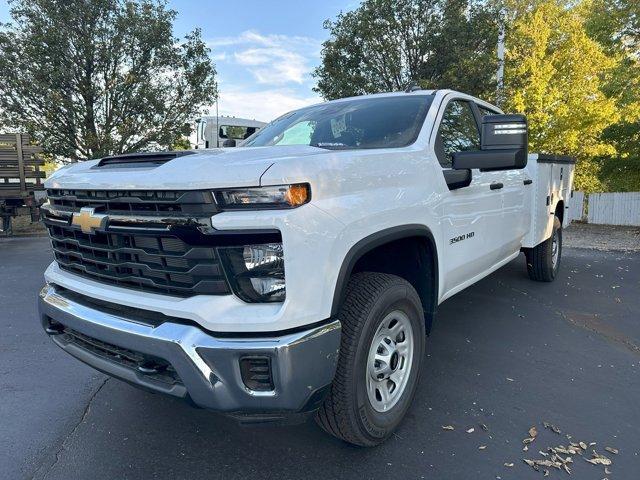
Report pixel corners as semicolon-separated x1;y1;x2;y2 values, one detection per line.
222;138;237;148
453;114;528;171
481;114;528;153
453;148;527;171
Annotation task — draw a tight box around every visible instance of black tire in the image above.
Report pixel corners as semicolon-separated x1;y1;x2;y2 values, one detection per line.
1;215;12;236
525;216;562;282
316;272;426;446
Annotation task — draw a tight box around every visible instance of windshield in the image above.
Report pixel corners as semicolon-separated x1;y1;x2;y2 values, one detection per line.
244;95;434;150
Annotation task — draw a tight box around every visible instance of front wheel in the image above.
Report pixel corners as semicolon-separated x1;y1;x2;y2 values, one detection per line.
315;273;426;446
525;216;562;282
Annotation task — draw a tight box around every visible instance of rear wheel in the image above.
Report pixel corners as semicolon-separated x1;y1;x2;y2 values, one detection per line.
525;216;562;282
1;215;12;236
316;272;425;446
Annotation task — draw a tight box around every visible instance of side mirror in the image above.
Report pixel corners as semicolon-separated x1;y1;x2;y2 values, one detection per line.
453;114;528;171
222;138;237;148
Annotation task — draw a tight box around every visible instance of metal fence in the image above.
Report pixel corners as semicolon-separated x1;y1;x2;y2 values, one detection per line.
569;191;640;226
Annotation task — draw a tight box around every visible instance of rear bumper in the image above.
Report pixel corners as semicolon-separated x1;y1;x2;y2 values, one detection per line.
38;284;341;417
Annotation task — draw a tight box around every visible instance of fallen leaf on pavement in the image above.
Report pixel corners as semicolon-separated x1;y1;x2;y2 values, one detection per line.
585;457;612;466
529;426;538;438
467;427;475;434
543;422;561;434
555;446;578;455
604;447;618;455
442;425;454;431
592;450;611;461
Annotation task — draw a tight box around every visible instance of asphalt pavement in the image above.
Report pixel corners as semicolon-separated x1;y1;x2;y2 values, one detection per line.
1;236;638;480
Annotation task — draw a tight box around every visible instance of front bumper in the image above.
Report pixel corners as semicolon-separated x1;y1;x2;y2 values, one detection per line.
38;284;341;417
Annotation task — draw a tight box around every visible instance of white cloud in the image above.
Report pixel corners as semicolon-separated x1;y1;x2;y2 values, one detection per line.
208;30;321;86
233;48;268;66
234;47;308;84
208;30;319;50
216;88;321;123
211;52;227;62
204;30;323;121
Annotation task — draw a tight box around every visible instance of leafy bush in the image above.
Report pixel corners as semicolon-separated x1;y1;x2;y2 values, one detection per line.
598;157;640;192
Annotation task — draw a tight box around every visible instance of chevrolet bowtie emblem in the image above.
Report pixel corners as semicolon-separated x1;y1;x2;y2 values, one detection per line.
71;207;108;234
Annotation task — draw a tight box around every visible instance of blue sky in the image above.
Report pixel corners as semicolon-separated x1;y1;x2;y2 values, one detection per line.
0;0;358;121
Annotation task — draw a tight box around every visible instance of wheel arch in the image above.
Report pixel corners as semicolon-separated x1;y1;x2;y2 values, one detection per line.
330;225;439;334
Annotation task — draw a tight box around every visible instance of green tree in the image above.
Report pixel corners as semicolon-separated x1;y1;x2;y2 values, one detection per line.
586;0;640;170
502;0;620;192
0;0;217;160
314;0;500;101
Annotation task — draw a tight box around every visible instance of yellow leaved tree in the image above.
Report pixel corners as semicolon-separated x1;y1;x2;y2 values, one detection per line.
503;0;620;192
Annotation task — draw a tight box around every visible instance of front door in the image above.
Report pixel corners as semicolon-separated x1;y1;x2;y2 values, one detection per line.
434;98;506;295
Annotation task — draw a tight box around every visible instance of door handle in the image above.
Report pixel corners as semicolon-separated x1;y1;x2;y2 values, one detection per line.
524;179;533;185
490;182;503;190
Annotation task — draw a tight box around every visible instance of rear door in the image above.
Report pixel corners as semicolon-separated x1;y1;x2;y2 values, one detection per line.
476;104;530;253
435;98;506;294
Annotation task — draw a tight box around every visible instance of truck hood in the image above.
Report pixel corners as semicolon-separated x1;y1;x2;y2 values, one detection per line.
45;145;329;190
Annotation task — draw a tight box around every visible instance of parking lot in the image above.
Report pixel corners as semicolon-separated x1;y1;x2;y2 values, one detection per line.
1;234;638;480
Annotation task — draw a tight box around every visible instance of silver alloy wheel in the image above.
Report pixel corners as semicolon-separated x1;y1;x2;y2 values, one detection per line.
366;310;415;413
551;230;559;269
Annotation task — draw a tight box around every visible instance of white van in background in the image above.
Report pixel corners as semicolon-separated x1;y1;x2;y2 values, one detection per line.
194;116;266;149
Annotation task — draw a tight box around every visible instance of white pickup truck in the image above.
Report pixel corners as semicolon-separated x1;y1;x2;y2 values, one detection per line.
39;89;575;446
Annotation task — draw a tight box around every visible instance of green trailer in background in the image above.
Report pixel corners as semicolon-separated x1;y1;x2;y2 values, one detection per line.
0;134;46;235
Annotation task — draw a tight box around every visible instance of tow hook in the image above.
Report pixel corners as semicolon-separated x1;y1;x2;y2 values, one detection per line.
137;360;167;375
45;323;65;335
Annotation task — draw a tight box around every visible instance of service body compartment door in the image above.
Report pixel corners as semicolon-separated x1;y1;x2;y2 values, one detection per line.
522;154;576;248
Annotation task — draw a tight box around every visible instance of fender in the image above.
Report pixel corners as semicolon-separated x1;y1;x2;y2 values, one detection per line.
330;224;440;331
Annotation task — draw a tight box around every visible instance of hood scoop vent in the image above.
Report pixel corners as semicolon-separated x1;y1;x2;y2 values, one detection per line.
95;151;195;168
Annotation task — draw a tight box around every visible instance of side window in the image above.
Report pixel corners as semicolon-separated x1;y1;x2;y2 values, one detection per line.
219;125;254;140
435;100;480;168
477;105;499;118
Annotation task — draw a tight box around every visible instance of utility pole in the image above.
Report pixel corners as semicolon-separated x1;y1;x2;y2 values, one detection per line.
215;96;220;148
496;10;506;109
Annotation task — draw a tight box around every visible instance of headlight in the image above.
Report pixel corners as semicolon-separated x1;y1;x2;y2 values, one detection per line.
214;184;310;210
219;243;285;302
